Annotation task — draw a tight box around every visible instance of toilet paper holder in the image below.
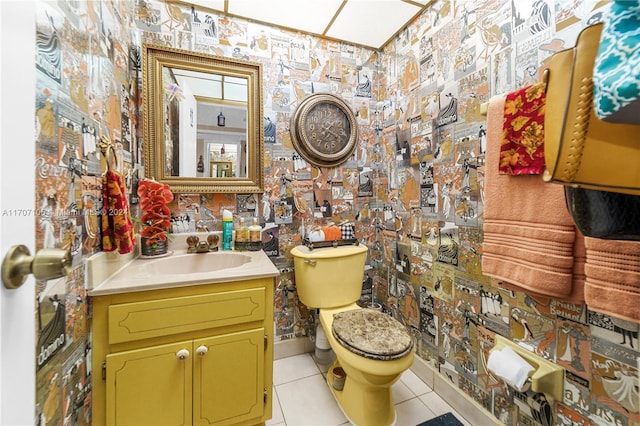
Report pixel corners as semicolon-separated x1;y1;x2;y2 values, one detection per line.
490;335;564;402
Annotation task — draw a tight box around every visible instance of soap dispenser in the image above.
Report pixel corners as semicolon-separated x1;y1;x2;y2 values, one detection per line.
235;217;249;251
248;217;262;251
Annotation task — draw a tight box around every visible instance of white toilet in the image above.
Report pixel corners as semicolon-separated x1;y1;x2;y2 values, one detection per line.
291;244;414;426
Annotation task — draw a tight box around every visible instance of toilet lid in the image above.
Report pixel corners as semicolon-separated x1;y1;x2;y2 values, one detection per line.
331;309;413;360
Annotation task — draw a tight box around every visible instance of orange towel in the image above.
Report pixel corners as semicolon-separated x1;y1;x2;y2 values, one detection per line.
482;95;577;298
102;170;135;254
569;230;586;304
584;237;640;322
495;230;585;304
499;82;547;175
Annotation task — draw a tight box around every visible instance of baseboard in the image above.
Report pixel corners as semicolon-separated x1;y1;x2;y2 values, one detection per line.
410;357;501;426
273;336;314;360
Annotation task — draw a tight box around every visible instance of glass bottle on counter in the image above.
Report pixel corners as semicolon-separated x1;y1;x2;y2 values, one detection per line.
248;217;262;251
235;217;249;251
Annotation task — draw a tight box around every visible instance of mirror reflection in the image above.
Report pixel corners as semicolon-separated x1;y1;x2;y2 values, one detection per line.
163;67;248;179
143;43;264;194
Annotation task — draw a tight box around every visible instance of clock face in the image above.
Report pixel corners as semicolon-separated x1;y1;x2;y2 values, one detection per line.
301;103;351;155
290;94;358;168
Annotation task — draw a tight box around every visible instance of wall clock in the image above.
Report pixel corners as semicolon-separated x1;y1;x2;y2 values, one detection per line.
290;93;359;168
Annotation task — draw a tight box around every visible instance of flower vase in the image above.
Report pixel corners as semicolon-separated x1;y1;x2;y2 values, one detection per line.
140;236;168;257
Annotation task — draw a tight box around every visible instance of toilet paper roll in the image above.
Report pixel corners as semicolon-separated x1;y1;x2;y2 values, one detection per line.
487;346;534;391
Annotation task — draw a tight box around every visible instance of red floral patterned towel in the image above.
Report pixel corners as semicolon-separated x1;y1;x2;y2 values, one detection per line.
499;82;546;175
102;170;135;254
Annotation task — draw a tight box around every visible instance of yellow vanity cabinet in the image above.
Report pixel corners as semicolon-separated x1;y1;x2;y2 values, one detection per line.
91;278;274;426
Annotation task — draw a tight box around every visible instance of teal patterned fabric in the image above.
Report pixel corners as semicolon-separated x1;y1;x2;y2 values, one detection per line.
593;1;640;123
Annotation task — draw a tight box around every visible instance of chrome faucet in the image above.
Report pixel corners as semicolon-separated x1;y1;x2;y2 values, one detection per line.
186;234;220;253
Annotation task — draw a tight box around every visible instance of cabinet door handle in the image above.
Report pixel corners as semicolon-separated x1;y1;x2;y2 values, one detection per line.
176;349;190;360
196;345;208;356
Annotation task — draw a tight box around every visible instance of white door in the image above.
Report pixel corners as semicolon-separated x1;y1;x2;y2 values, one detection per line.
0;2;37;424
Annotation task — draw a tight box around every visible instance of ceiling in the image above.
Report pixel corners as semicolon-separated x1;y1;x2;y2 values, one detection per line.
181;0;432;50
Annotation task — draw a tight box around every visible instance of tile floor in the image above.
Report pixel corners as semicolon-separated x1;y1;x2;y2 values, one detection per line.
267;353;472;426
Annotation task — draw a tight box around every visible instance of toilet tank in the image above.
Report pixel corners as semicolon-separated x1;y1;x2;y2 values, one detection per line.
291;244;368;308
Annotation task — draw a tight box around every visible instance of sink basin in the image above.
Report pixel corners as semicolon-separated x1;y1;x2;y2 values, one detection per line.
89;246;280;296
141;252;251;275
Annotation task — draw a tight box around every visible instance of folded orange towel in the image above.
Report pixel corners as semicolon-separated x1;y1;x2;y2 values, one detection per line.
495;230;586;304
499;82;546;175
569;230;586;304
482;95;577;298
584;237;640;321
483;220;575;243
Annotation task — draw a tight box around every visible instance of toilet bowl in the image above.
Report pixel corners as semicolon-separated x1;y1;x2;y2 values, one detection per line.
291;244;414;426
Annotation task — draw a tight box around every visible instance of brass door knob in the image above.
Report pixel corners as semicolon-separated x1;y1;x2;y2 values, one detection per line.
2;245;71;289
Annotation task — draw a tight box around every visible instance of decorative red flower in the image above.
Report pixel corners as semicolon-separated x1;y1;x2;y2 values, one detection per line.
137;178;174;246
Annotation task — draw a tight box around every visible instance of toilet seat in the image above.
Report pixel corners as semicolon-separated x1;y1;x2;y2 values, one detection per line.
331;308;413;360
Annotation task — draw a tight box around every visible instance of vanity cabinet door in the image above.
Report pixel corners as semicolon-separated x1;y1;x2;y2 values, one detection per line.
105;340;193;425
194;328;265;426
92;278;275;425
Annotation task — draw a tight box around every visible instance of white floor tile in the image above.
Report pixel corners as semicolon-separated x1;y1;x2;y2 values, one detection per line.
276;374;347;426
392;379;416;404
266;386;285;426
399;369;432;396
272;353;472;426
273;353;321;385
418;391;453;417
394;397;436;426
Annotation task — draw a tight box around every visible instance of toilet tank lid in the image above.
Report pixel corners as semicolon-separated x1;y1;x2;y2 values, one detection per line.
291;244;368;259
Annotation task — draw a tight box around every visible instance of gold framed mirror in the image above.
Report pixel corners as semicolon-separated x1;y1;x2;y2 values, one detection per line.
142;43;264;193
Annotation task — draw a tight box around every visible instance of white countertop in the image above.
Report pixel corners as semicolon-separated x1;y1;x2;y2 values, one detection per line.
88;246;280;296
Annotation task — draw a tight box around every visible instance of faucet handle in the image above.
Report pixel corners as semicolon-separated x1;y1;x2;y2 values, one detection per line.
186;235;199;248
207;234;220;251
